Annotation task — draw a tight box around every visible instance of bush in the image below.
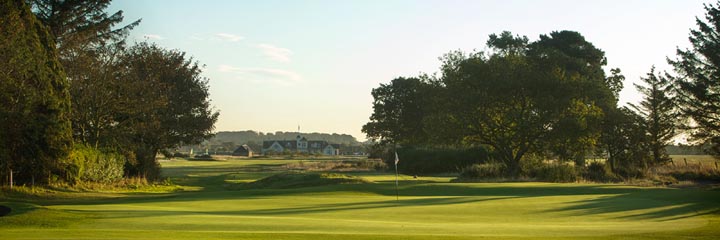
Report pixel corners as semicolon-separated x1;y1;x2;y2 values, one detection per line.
582;162;620;182
63;144;125;184
653;162;720;182
532;163;577;183
388;147;490;175
458;163;506;180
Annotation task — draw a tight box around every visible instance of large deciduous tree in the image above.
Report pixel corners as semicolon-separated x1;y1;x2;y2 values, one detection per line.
0;0;72;185
362;76;436;146
364;30;617;176
118;42;219;179
440;31;610;176
670;1;720;157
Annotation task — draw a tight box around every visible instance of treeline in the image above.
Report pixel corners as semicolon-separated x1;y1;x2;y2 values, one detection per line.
364;2;720;181
1;0;218;186
210;131;360;146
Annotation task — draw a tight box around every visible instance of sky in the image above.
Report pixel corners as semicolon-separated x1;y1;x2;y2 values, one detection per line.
108;0;712;141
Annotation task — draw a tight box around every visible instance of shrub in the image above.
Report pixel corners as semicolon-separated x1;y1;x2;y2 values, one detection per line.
582;162;620;182
388;147;490;175
62;144;125;184
458;163;506;180
532;163;577;183
653;162;720;182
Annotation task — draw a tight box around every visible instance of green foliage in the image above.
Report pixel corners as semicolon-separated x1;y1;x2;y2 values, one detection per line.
29;0;141;57
363;30;618;178
629;67;677;167
599;107;653;178
670;1;720;158
362;76;438;146
458;163;506;180
531;164;578;183
393;147;490;175
116;42;219;180
582;162;620;182
62;144;124;184
0;0;72;185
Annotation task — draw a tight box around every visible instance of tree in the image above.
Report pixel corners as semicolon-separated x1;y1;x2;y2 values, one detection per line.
629;67;677;166
363;31;618;176
29;0;140;148
362;76;436;146
669;1;720;157
28;0;140;57
599;107;651;177
118;42;219;179
436;31;613;176
0;0;72;185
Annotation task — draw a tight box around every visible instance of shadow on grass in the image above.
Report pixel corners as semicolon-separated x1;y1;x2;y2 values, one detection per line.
65;196;517;220
542;189;720;221
10;161;720;224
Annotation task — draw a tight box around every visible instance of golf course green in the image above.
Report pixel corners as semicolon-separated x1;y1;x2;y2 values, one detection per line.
1;158;719;239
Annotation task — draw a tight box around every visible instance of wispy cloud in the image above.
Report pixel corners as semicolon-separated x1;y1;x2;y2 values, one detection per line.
216;33;244;42
257;44;293;62
218;64;302;86
143;34;164;40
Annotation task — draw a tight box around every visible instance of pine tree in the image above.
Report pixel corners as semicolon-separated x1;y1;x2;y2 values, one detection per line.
629;67;677;166
669;1;720;157
0;0;72;185
28;0;141;56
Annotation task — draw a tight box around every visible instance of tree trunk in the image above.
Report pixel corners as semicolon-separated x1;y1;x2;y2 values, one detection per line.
9;168;12;190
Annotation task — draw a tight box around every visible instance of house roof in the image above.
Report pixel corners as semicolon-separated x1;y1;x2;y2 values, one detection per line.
233;144;253;154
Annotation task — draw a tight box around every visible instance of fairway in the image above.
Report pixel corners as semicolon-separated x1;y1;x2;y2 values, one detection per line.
1;158;719;239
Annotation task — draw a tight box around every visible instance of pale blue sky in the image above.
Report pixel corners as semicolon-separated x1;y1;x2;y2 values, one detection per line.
109;0;710;141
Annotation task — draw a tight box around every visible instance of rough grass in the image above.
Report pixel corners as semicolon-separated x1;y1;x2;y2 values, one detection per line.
1;158;719;239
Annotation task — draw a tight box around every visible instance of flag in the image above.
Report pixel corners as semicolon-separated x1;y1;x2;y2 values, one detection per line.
395;152;400;165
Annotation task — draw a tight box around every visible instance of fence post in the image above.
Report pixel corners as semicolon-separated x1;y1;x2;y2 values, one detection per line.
684;158;688;167
715;161;718;170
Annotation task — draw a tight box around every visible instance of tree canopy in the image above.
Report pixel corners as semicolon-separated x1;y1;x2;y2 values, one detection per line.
364;30;618;176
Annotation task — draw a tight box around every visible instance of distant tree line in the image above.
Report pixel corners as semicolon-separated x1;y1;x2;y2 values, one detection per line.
364;1;720;180
1;0;218;186
210;131;361;146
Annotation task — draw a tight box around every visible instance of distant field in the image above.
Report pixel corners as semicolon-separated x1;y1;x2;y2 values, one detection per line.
670;155;719;165
1;158;719;239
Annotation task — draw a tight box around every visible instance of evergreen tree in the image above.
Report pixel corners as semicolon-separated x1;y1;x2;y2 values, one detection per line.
28;0;140;56
0;0;72;185
29;0;140;147
629;67;677;166
669;1;720;157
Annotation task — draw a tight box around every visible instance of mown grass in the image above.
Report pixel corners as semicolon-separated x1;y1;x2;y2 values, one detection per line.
1;158;719;239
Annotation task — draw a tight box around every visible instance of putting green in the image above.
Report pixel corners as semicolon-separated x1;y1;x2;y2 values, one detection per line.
1;159;719;239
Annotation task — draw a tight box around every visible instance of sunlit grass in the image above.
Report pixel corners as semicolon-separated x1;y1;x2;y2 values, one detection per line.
1;158;719;239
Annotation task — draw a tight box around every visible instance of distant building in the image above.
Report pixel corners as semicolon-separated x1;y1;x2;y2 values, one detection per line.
262;135;340;155
232;144;254;157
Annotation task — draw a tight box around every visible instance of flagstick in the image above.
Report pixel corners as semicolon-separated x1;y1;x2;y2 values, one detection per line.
395;161;399;201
